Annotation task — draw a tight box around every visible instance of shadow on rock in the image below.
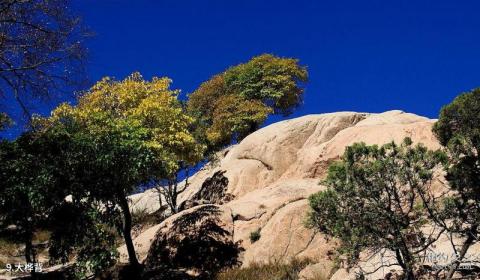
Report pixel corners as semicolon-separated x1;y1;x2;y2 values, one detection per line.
144;204;241;279
179;171;234;211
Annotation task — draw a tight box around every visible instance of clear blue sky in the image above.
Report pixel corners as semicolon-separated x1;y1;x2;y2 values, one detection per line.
3;0;480;136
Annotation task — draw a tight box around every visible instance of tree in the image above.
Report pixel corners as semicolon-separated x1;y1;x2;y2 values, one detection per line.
28;122;119;276
223;54;308;115
187;54;307;148
187;74;226;120
0;132;70;278
154;163;192;215
0;0;87;116
432;88;480;279
38;73;204;269
308;139;447;280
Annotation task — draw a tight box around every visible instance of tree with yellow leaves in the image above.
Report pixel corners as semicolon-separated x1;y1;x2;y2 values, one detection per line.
187;54;308;149
37;73;205;270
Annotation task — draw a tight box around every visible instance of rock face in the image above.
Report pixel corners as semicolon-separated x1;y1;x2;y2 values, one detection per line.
120;110;445;278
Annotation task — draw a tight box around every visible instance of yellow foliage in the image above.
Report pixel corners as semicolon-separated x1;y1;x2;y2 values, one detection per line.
45;72;205;176
206;95;272;145
186;54;307;148
187;74;227;118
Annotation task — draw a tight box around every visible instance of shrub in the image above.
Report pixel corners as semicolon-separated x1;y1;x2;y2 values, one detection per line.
249;228;261;243
308;138;447;279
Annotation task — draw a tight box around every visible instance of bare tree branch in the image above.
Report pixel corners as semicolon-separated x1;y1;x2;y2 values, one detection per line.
0;0;88;119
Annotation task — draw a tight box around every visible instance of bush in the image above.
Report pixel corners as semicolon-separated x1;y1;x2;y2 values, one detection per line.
249;228;261;243
131;208;153;227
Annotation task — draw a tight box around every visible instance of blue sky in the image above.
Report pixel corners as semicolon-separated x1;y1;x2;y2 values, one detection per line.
3;0;480;136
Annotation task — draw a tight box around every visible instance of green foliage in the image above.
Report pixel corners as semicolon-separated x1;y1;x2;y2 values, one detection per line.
0;133;67;264
48;202;118;277
308;138;446;276
74;223;118;278
433;88;480;149
42;72;205;178
0;129;118;276
187;54;307;148
432;88;480;211
207;95;272;146
249;228;261;243
432;88;480;277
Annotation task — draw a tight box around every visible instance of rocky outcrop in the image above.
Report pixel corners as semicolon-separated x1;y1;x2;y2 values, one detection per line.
120;110;448;278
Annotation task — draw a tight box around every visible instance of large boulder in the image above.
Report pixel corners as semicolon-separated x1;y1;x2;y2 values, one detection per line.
122;110;448;278
129;110;439;213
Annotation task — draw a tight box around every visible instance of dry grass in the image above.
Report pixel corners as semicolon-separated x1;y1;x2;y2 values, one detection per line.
0;237;19;256
215;259;328;280
132;208;166;228
33;229;51;243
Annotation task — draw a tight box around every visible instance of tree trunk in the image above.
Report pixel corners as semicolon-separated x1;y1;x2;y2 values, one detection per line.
25;238;33;263
24;231;36;279
398;246;415;280
168;181;178;214
170;190;177;214
446;225;478;280
400;256;415;280
403;267;415;280
158;189;163;208
118;195;140;268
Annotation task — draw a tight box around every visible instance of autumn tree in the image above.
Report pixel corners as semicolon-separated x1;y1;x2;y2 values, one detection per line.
38;73;204;269
187;54;308;148
223;54;308;115
432;88;480;279
0;0;87;116
308;139;447;280
204;95;272;147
